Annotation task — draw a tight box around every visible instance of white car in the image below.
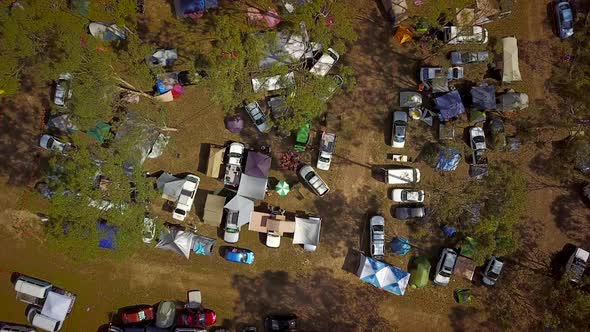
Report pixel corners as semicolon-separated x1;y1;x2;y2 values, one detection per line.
391;189;424;203
54;73;72;107
223;210;240;243
224;142;245;187
172;174;200;221
39;134;69;153
565;247;589;284
469;126;487;150
266;232;281;248
482;256;504;286
245;102;271;133
370;215;385;260
309;48;340;77
391;111;408;148
419;67;464;82
386;168;420;184
443;26;489;44
299;165;330;197
434;248;458;286
317;131;336;170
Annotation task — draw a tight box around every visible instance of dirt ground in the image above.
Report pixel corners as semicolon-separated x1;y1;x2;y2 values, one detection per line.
0;0;588;331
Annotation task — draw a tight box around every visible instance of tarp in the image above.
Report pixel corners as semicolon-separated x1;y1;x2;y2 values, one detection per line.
41;291;73;322
203;194;225;226
244;152;271;178
207;146;225;178
87;122;111;143
156;173;185;201
390;237;411;255
455;288;473;304
435;90;465;122
88;22;126;41
147;133;169;159
409;256;431;289
192;234;215;256
471;83;496;110
502;37;521;83
469;109;486;124
155;228;195;259
442;225;457;237
435;147;461;171
293;217;321;246
174;0;219;18
247;7;281;28
225;115;244;133
381;0;408;26
224;195;254;227
357;254;410;296
237;174;267;200
149;49;178;67
96;222;117;250
48;114;77;133
394;26;413;44
399;91;422;107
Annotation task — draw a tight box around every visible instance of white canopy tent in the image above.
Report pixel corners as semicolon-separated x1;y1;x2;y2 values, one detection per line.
293;217;321;252
502;37;521;83
237;174;267;200
41;291;73;322
155;228;195;259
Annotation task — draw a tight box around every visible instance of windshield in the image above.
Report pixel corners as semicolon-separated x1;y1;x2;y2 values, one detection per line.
372;225;384;232
174;209;186;215
473;136;485;143
394;124;406;141
440;270;451;277
240;253;248;263
319;156;330;163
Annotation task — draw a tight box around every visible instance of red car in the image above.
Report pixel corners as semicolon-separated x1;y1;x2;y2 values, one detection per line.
120;305;155;325
176;308;217;327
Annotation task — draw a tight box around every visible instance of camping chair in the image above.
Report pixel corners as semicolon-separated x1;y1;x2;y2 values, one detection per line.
186;290;202;310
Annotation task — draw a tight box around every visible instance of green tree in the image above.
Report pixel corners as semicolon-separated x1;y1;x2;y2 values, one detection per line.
542;278;590;330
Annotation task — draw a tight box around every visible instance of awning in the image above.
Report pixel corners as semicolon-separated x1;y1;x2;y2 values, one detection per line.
207;146;225;178
293;217;321;246
244;152;271;178
502;37;521;83
237;174;267;200
224;195;255;227
203;194;226;226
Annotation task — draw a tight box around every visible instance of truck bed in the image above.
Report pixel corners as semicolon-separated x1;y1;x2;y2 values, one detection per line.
224;165;242;187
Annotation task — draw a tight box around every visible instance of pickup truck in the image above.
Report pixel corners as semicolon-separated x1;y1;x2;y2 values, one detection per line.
224;142;245;188
317;131;336;171
299;165;330;197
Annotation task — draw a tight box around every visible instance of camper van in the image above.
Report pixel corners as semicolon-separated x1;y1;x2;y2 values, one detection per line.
13;275;52;305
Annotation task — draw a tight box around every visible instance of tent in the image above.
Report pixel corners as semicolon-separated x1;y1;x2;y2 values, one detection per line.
497;91;529;111
88;22;126;41
225;115;244;133
96;222;117;250
87;122;111;143
203;194;226;226
148;49;178;67
192;234;216;256
41;291;74;322
435;147;461;171
435;90;465;122
471;83;496;110
430;77;450;93
155;228;195;259
502;37;522;83
394;26;413;44
454;288;473;304
399;91;422;107
357;254;411;296
390;237;411;255
244;152;271;178
174;0;219;18
469;109;486;124
460;237;478;258
156;173;185;201
48;114;77;133
237;174;267;200
409;256;431;289
224;195;254;227
207;146;225;178
381;0;408;26
247;7;281;28
293;217;321;251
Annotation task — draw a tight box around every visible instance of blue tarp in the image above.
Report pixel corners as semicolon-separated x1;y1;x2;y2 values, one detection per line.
357;254;411;296
390;237;411;255
435;147;461;171
96;222;117;250
442;226;457;237
176;0;219;17
434;90;465;121
471;83;496;110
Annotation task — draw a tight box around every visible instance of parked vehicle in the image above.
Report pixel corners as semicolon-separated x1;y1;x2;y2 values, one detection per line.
264;314;298;331
488;118;506;150
443;26;489;44
244;102;271;133
386;167;420;184
317;131;336;170
223;247;255;264
294;123;311;152
434;248;458;286
266;232;281;248
54;73;72;107
482;256;504;286
469;126;488;165
564;247;589;284
309;48;340;77
39;135;70;153
419;67;464;82
391;111;408;148
391;189;424;203
176;309;217;327
320;74;343;101
370;215;385;260
554;1;574;39
142;217;156;243
172;174;200;221
450;51;489;65
223;210;240;244
26;307;62;332
0;323;35;332
299;165;330;197
120;305;155;325
394;205;425;220
224;142;245;187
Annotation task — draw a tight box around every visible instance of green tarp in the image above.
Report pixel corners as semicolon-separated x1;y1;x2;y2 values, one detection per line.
295;123;310;152
409;256;431;289
454;288;473;304
87;122;111;143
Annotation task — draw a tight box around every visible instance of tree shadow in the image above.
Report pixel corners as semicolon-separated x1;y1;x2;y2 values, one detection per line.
550;184;590;244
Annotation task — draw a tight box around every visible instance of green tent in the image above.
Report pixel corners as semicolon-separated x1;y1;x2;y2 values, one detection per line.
294;123;311;152
454;288;473;304
469;109;486;124
409;256;431;289
87;122;111;143
460;237;478;259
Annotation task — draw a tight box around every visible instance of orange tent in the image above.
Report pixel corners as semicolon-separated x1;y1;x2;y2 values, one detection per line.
394;26;413;44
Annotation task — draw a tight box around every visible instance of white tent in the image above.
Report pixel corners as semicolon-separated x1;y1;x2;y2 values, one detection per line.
224;195;255;227
237;174;267;200
357;254;410;296
155;228;195;259
293;217;321;251
502;37;521;83
41;291;73;322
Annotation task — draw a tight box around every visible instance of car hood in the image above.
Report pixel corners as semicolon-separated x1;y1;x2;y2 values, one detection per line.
223;230;240;243
434;274;450;285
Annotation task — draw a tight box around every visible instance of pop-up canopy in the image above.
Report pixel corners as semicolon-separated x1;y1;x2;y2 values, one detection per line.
357;254;410;296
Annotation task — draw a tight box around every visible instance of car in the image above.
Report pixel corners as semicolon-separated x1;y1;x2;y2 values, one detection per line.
266;232;281;248
298;165;330;197
443;26;489;44
394;205;425;220
54;73;72;107
450;51;489;65
224;247;255;264
224;142;245;187
176;309;217;327
386;167;420;184
391;111;408;148
317;131;336;170
309;48;340;77
391;189;425;203
564;247;589;284
469;126;488;164
39;134;70;153
172;174;200;221
554;1;574;39
369;215;385;260
223;210;240;243
419;67;464;82
482;256;504;286
264;314;298;331
488;118;506;150
434;248;458;286
142;217;156;243
120;305;155;325
244;102;271;133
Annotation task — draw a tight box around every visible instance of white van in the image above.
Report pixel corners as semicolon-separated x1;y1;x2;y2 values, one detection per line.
309;48;340;77
14;275;52;305
386;168;420;184
26;307;62;332
0;323;35;332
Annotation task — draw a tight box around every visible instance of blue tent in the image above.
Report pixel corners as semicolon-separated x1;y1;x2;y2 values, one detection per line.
435;90;465;121
175;0;219;18
471;83;496;110
435;147;461;171
96;222;117;250
357;254;411;296
442;225;457;237
390;237;411;255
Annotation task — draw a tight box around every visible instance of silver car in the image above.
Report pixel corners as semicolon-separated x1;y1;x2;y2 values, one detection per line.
391;111;408;148
298;165;330;197
369;215;385;260
224;210;240;243
39;134;70;153
482;256;504;286
245;102;271;133
54;73;72;107
434;248;457;286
